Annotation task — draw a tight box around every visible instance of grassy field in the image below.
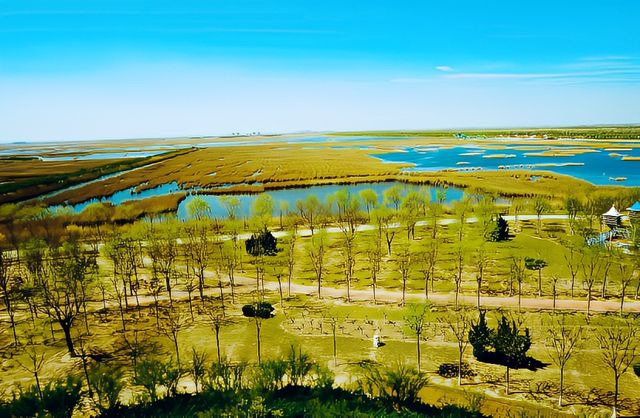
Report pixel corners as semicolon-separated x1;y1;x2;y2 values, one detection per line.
1;211;639;417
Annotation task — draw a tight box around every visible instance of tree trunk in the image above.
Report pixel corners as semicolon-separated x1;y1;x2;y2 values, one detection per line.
538;270;542;297
372;273;377;304
559;365;564;407
506;366;510;395
614;375;619;416
332;325;337;366
61;323;77;357
256;320;262;364
458;350;463;386
173;336;181;370
277;275;284;307
215;325;221;363
402;277;406;307
425;274;429;301
416;332;421;371
199;267;205;301
346;273;351;303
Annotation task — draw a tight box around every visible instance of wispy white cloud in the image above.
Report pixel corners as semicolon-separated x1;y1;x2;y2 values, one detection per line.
580;55;635;62
442;69;640;82
435;65;454;72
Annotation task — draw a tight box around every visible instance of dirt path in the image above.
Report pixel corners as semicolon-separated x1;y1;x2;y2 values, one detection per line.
89;268;640;315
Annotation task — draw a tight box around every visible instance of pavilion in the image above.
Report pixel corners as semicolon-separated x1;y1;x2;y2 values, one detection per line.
628;201;640;225
602;205;622;229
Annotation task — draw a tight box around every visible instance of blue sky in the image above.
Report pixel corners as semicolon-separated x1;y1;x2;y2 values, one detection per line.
1;1;639;142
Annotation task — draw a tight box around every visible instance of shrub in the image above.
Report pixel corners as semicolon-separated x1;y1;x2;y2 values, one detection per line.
204;357;249;392
254;359;288;392
241;302;274;319
245;229;278;256
89;362;125;412
287;345;315;386
436;362;476;379
357;361;429;405
0;385;41;417
40;375;83;418
134;358;182;402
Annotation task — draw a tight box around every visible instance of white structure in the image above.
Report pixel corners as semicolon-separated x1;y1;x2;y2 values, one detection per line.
373;334;380;348
602;205;622;229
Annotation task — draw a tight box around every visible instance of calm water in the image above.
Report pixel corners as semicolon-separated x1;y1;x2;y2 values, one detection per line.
374;144;640;186
42;136;640;216
62;181;464;219
176;182;463;219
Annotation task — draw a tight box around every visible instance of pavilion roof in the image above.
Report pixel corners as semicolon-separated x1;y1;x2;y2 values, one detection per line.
603;205;621;217
627;201;640;212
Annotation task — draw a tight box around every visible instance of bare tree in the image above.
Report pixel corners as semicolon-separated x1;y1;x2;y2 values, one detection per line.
160;307;188;370
453;242;466;309
365;232;382;303
510;256;527;311
396;246;412;307
183;219;213;303
475;245;487;310
617;260;636;315
16;333;46;400
596;321;638;415
308;231;328;299
205;306;229;363
533;196;550;236
441;310;471;385
564;244;582;299
146;220;179;303
0;249;19;345
404;304;429;371
284;231;297;298
38;241;95;356
581;247;604;316
372;207;397;256
511;198;525;232
400;191;422;240
339;229;357;303
546;315;582;407
296;195;322;235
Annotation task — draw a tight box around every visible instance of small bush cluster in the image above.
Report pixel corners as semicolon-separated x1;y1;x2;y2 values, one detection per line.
436;362;477;379
0;376;82;418
242;301;275;318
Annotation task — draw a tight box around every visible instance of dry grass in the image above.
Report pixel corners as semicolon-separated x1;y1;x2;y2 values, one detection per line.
41;142;615;209
0;159;118;182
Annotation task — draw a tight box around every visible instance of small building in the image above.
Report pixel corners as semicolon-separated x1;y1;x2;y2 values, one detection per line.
628;201;640;225
602;205;622;229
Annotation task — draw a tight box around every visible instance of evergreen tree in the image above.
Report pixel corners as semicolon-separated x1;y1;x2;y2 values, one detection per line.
488;215;510;242
245;228;278;256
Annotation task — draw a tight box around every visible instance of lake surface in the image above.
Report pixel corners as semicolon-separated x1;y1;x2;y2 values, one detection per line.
374;144;640;186
62;181;464;219
177;182;463;219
